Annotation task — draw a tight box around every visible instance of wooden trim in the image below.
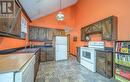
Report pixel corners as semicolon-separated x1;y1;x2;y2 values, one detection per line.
29;39;49;42
70;53;77;57
29;25;64;31
0;31;25;40
16;0;32;22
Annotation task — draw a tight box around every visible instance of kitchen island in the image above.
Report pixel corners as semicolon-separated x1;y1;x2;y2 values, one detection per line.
0;53;34;73
0;48;40;82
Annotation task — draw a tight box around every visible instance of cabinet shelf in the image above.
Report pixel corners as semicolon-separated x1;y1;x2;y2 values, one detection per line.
114;52;130;55
115;74;130;81
115;59;130;68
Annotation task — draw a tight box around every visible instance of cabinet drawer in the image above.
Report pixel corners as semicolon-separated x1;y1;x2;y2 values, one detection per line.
40;48;46;62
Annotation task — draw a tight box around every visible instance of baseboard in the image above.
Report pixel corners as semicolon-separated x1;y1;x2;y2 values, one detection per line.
70;53;77;57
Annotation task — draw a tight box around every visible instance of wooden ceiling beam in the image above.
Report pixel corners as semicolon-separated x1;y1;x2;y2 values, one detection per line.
15;0;32;22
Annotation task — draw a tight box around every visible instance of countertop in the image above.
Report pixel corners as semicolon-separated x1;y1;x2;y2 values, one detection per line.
0;53;34;74
15;48;40;53
95;47;113;52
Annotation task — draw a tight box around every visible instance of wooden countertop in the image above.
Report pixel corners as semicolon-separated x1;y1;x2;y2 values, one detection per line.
0;53;34;74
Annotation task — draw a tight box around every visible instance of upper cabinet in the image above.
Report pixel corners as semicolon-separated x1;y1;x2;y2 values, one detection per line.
0;1;30;39
0;1;21;37
29;26;65;41
81;16;117;41
102;16;117;40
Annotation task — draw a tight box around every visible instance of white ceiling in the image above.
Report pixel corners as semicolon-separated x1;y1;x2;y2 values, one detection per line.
19;0;78;20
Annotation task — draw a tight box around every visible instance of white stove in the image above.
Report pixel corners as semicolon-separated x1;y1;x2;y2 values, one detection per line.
80;41;104;72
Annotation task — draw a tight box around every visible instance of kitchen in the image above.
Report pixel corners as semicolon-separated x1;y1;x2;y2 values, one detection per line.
0;0;130;82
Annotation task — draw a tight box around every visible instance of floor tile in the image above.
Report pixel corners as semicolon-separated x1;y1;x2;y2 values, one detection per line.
35;55;118;82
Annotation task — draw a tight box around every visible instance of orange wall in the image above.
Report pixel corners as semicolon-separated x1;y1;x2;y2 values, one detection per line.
70;0;130;55
0;37;27;50
0;12;30;50
2;0;129;55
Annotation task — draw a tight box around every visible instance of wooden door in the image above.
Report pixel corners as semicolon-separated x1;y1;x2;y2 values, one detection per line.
96;51;106;76
40;48;47;62
81;28;86;41
106;52;113;78
102;18;112;40
46;29;53;41
46;47;54;61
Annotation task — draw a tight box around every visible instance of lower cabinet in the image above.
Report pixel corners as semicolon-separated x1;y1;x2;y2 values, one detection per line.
40;48;47;62
34;49;40;80
76;47;81;63
40;47;55;62
46;47;55;61
15;55;35;82
96;51;113;78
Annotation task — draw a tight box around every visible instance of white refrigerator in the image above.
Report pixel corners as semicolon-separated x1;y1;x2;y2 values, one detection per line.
55;36;68;61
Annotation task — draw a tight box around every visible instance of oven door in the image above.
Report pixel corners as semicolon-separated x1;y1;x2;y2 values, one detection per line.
81;48;95;63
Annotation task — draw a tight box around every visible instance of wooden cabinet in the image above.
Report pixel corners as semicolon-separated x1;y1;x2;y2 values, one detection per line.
0;1;21;37
81;21;102;41
0;56;35;82
46;29;54;41
96;51;113;78
102;16;117;40
81;28;86;41
46;47;55;61
40;47;55;62
29;26;65;41
40;48;47;62
81;16;117;41
76;47;81;63
34;49;40;80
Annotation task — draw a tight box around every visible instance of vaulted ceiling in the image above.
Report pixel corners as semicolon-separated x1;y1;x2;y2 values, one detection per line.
19;0;78;20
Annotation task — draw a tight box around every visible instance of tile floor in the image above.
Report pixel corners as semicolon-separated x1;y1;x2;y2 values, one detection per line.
35;55;118;82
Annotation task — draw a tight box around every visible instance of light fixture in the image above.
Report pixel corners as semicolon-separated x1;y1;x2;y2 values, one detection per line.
56;0;64;21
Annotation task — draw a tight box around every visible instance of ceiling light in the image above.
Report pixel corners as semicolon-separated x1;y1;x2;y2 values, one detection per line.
56;0;64;21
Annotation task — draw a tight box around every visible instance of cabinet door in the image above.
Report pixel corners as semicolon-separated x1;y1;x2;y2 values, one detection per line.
0;1;21;36
29;28;33;40
77;47;80;63
40;48;46;62
81;28;86;41
106;52;113;78
102;18;112;40
96;52;106;76
92;22;102;32
46;29;53;41
46;47;55;61
11;2;21;36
